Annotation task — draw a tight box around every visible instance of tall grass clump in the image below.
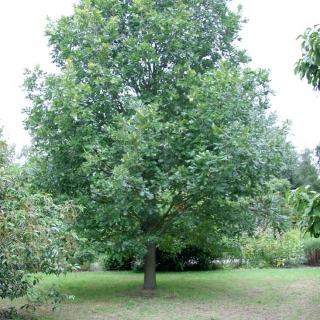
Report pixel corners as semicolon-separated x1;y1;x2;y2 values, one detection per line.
302;237;320;265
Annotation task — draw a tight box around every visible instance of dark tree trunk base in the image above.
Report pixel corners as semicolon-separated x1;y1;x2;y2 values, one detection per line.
143;243;156;290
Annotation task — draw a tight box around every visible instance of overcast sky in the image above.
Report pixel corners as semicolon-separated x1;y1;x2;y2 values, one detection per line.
1;0;320;153
231;0;320;152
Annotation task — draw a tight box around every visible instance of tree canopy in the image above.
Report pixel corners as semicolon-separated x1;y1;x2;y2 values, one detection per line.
23;0;292;289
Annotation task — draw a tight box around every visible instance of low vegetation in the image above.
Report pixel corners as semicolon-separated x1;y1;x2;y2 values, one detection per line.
302;237;320;265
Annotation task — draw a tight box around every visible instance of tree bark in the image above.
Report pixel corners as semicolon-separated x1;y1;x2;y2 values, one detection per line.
143;243;156;290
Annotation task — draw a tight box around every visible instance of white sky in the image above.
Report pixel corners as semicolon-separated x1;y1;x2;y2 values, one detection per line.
231;0;320;152
1;0;320;153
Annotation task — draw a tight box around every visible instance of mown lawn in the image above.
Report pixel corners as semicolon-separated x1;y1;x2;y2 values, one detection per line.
2;268;320;320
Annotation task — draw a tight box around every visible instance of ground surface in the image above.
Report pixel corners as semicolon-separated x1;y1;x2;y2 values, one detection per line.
2;268;320;319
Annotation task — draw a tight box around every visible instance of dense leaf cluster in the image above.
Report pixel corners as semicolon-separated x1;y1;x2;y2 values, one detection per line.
295;25;320;90
0;131;79;311
288;186;320;237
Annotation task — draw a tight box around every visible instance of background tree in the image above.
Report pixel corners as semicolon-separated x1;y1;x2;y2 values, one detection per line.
291;148;320;191
23;0;292;290
295;24;320;90
249;178;292;232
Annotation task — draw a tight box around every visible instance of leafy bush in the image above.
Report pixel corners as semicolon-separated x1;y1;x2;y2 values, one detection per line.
0;162;80;315
103;254;134;271
240;228;305;268
71;248;97;271
156;245;214;271
0;192;79;314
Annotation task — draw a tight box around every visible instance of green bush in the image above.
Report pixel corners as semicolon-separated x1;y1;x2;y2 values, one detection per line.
104;245;216;271
0;190;79;314
241;228;305;268
71;249;96;271
103;254;134;271
156;245;214;271
0;155;80;315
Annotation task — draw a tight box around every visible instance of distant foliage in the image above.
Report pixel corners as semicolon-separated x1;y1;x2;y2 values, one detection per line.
291;149;320;192
199;228;306;269
240;228;305;268
103;254;134;271
249;178;292;232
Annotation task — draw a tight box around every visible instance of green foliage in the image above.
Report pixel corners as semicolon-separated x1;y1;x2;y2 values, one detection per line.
23;0;293;288
302;236;320;265
71;249;96;271
157;245;214;271
249;177;292;232
315;143;320;166
0;133;80;314
288;186;320;237
23;0;247;197
240;228;305;268
103;245;216;271
302;236;320;251
277;141;299;183
103;254;134;271
295;25;320;90
0;127;10;167
291;148;320;192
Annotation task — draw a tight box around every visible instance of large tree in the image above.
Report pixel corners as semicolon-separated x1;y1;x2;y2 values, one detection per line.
23;0;291;289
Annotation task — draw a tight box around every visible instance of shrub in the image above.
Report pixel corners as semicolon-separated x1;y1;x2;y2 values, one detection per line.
156;245;214;271
0;166;80;315
240;228;305;268
71;249;96;271
103;254;134;271
104;245;216;271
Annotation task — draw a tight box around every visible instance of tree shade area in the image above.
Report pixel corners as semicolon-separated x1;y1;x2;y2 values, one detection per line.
22;0;294;290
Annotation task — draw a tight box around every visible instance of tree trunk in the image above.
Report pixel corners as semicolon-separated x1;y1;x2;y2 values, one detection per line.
143;243;156;290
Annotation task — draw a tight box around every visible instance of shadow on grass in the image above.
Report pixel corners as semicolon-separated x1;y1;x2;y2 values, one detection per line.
41;269;272;302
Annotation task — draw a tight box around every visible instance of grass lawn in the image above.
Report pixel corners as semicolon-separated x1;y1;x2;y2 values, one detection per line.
2;268;320;320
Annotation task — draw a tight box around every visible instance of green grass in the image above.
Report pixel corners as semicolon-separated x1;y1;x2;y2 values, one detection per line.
3;268;320;319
